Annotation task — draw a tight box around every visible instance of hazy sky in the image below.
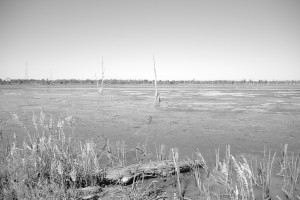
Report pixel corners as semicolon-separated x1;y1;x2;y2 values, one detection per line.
1;0;300;80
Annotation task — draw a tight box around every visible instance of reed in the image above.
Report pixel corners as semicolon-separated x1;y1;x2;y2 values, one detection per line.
155;144;167;162
279;144;300;199
2;112;104;199
171;148;183;199
260;147;276;200
1;111;299;199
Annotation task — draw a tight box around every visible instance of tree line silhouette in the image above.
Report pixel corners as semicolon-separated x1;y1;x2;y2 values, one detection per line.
1;78;300;86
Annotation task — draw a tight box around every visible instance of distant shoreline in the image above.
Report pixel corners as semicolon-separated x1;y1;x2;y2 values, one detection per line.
1;83;300;90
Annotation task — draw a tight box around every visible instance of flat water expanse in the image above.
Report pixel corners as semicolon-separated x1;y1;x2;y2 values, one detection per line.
1;85;300;157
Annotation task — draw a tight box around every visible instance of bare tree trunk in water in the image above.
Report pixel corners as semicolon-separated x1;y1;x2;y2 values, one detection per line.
153;55;160;105
96;57;104;94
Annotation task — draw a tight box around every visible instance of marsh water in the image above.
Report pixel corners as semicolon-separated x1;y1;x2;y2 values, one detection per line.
1;85;300;158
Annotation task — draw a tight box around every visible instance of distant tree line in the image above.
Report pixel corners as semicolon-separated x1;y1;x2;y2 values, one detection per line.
1;78;300;85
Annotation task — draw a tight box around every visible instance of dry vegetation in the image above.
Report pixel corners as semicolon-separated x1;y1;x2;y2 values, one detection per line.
0;110;299;200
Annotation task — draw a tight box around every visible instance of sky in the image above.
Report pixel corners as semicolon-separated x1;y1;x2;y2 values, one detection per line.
0;0;300;81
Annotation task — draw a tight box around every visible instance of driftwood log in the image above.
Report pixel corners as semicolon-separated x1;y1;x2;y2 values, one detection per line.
77;160;204;199
103;160;204;185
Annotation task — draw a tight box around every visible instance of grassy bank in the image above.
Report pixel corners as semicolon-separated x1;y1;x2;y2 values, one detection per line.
0;111;299;199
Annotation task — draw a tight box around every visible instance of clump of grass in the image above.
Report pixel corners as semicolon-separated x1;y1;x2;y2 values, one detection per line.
171;148;183;199
155;144;167;162
1;111;105;199
1;111;300;199
191;145;258;200
230;155;255;199
193;150;208;197
278;144;300;199
260;147;276;200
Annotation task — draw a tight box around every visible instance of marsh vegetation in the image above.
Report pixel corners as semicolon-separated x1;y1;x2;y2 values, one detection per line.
0;85;299;199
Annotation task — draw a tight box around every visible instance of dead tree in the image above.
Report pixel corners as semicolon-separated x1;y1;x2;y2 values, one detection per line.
153;55;161;105
96;57;104;94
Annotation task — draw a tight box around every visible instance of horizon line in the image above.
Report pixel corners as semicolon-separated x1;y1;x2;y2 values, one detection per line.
2;78;300;82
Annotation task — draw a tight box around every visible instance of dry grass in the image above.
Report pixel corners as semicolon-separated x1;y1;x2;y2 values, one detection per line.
278;144;300;199
0;111;299;199
2;111;103;199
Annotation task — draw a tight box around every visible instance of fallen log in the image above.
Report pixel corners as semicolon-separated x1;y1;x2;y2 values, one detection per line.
76;160;205;199
103;159;205;185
